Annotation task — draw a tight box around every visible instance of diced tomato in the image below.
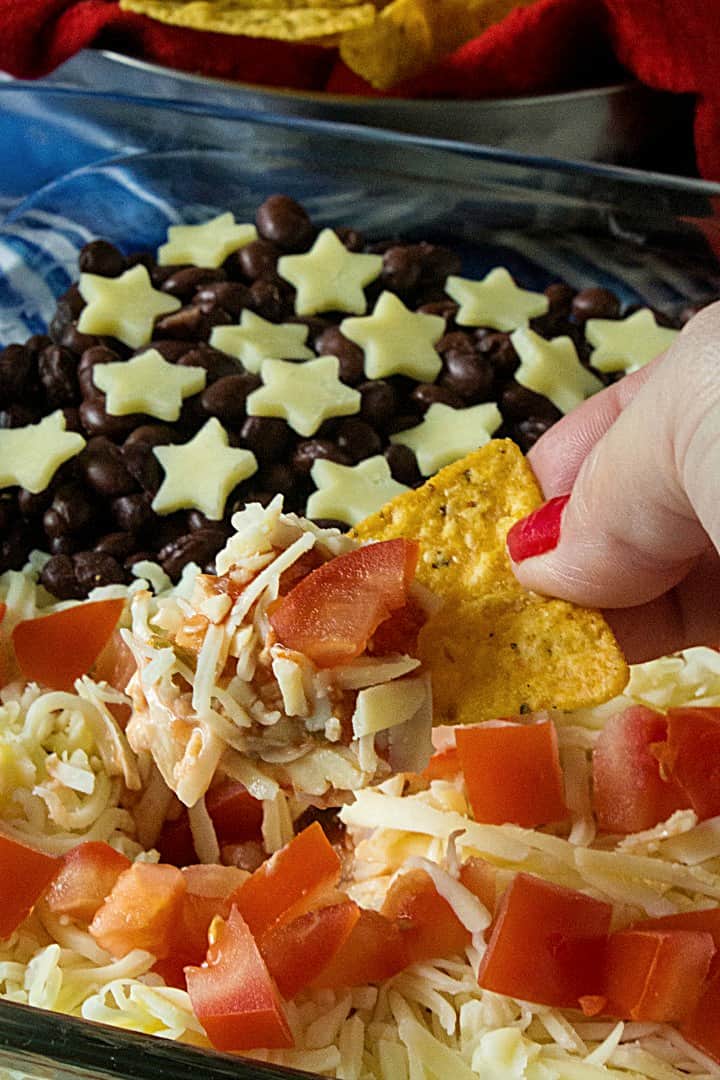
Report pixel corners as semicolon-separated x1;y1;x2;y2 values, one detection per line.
381;869;469;963
630;907;720;957
682;966;720;1063
13;598;125;692
260;899;360;999
269;539;419;668
369;596;426;657
477;873;612;1008
311;908;410;989
186;907;293;1052
45;842;131;923
660;708;720;820
158;781;263;867
459;857;498;915
422;746;461;783
592;706;686;833
92;629;136;695
602;929;714;1022
156;864;250;988
0;833;59;937
0;602;8;687
89;863;186;959
233;822;341;939
456;719;568;828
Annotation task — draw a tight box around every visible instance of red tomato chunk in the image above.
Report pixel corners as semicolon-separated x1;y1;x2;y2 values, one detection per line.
382;868;470;964
602;929;714;1022
186;907;293;1052
683;966;720;1063
45;842;131;923
259;899;360;999
0;833;58;938
157;781;263;867
661;708;720;820
233;821;341;938
592;706;686;833
477;873;612;1008
12;598;125;692
89;863;186;959
456;718;568;828
269;538;419;667
311;908;409;989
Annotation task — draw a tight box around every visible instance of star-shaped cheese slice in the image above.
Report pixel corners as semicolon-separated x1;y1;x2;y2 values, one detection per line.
246;355;361;438
78;264;181;349
152;418;258;520
445;268;549;331
307;456;410;526
210;310;314;375
278;228;383;316
340;291;444;381
158;212;258;269
510;327;603;414
0;410;86;494
390;401;502;476
586;308;679;375
92;348;206;421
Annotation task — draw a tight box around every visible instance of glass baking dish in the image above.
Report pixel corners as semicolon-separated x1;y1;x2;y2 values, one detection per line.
1;99;720;1078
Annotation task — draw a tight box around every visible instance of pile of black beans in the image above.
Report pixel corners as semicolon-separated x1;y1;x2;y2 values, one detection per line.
0;194;701;599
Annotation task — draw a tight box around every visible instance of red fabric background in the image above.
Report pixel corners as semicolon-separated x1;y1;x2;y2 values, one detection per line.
1;0;720;179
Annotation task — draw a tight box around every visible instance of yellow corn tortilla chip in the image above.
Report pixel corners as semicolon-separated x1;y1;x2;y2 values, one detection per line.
339;0;538;90
353;440;628;723
120;0;377;39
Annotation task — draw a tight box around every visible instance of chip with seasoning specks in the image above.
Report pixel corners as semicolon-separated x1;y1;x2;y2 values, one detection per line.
352;440;628;723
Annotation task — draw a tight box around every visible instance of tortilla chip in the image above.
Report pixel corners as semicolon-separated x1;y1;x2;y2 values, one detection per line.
120;0;377;39
339;0;538;90
352;440;628;723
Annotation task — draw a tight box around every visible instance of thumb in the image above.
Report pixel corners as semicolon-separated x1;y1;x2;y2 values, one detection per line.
507;302;720;610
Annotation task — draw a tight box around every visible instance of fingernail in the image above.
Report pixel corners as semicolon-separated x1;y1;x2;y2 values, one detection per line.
507;494;570;563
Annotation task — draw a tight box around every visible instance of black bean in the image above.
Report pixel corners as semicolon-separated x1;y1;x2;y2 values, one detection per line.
571;287;621;323
514;416;555;451
384;444;422;486
160;267;226;302
292;439;350;475
335;227;365;252
0;525;31;573
79;398;141;439
315;327;365;384
247;279;292;322
260;463;296;497
176;346;238;382
85;446;137;497
158;528;227;580
410;382;464;412
48;485;95;535
147;340;192;363
121;442;163;494
231;239;280;282
123;424;177;448
73;551;125;592
416;299;458;322
200;373;260;425
49;534;81;556
78;345;124;399
95;532;137;559
381;246;422;295
112;493;154;533
477;332;519;378
336;418;382;462
255;195;314;252
441;351;494;401
79;240;126;278
545;282;575;314
358;380;397;430
194;281;250;319
500;382;562;422
0;404;37;428
437;331;475;358
40;555;81;599
59;324;110;357
17;488;52;518
153;305;224;341
241;416;292;464
38;345;78;408
0;344;34;400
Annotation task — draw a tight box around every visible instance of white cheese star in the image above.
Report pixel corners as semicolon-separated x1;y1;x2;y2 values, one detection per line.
78;265;181;349
0;411;86;494
340;291;445;381
510;327;603;414
152;418;258;520
391;401;502;476
586;308;679;375
92;348;206;422
307;456;410;527
246;355;361;438
158;212;258;269
278;228;382;316
445;268;549;331
210;310;314;374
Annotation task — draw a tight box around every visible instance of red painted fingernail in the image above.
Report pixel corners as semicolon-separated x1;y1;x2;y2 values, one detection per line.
507;494;570;563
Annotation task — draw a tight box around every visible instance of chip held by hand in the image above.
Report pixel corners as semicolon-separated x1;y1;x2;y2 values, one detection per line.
352;440;628;723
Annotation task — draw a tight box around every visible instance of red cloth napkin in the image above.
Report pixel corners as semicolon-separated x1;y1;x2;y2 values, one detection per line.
2;0;720;180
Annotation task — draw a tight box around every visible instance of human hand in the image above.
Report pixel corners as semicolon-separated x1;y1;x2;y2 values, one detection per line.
507;301;720;664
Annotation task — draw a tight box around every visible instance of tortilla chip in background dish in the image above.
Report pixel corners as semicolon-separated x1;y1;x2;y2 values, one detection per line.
119;0;377;40
339;0;538;90
352;440;628;723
